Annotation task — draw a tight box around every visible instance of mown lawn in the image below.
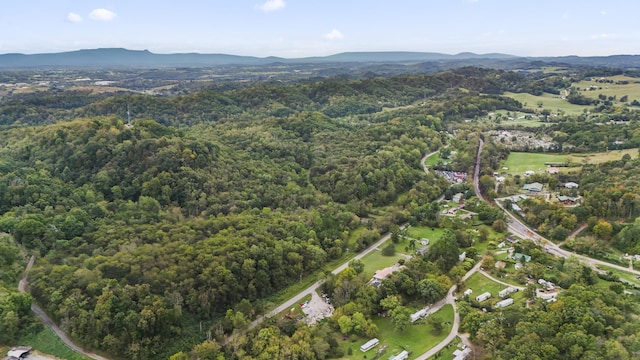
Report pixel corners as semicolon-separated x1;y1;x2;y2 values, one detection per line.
337;304;454;360
424;152;445;166
407;227;446;242
462;272;507;300
361;245;405;279
502;152;569;174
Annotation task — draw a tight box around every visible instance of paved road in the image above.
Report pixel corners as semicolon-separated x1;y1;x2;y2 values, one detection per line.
414;261;482;360
19;255;110;360
240;225;404;337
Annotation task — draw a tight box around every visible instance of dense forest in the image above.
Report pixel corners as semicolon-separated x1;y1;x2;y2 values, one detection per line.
2;66;640;359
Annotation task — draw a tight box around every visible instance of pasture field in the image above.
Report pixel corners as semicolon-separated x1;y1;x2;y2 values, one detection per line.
574;75;640;104
502;149;639;175
566;148;639;164
338;304;454;360
501;152;568;174
503;92;590;116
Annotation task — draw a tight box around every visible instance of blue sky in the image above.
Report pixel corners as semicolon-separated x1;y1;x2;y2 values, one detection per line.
1;0;638;57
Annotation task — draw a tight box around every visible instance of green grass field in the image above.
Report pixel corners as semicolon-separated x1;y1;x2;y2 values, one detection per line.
501;149;639;175
574;75;640;105
424;152;445;166
407;227;446;242
361;247;405;279
502;152;569;174
503;92;590;116
18;328;91;360
338;304;454;360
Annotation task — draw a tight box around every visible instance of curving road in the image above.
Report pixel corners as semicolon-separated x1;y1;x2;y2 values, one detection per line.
233;224;406;342
414;261;482;360
19;255;110;360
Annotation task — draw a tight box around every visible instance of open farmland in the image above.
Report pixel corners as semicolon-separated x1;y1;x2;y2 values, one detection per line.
503;91;590;116
574;75;640;105
502;148;639;175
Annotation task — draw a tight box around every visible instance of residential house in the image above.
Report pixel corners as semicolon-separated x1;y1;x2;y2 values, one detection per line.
513;253;531;262
360;338;379;352
5;347;31;360
410;307;429;323
496;298;514;308
495;261;507;269
557;195;580;205
522;182;543;192
389;350;409;360
463;289;473;296
476;292;491;302
499;287;517;298
564;182;579;189
453;347;472;360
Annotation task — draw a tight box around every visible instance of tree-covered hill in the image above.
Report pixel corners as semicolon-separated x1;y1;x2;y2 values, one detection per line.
0;100;449;357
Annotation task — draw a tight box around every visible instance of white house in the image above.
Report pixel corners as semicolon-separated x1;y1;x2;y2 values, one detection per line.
524;170;535;176
7;347;32;359
498;287;517;298
496;298;514;308
464;288;473;296
459;251;466;261
389;350;409;360
476;292;491;302
564;182;579;189
360;338;379;352
537;290;559;300
410;307;429;323
453;346;472;360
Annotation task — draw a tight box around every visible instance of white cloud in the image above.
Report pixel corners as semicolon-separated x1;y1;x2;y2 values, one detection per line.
324;29;344;41
259;0;286;12
89;8;117;21
67;12;82;23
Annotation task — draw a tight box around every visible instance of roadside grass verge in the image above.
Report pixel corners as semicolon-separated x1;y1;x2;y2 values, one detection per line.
18;327;91;360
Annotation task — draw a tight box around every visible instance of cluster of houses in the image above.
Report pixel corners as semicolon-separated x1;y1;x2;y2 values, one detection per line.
534;278;559;301
359;339;409;360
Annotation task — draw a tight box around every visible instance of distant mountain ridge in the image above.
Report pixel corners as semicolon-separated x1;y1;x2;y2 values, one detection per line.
0;48;638;68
